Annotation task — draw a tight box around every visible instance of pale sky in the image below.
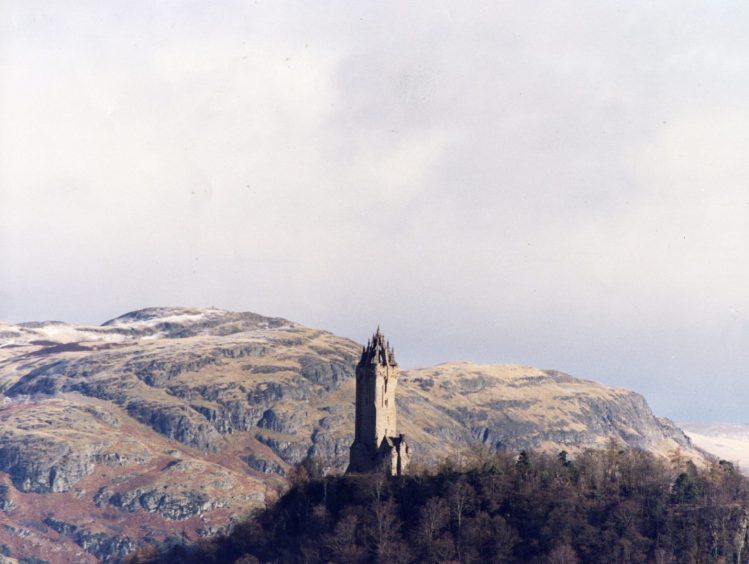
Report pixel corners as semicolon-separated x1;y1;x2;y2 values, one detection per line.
1;1;748;422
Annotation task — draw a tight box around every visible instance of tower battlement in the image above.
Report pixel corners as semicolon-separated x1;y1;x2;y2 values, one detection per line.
347;327;410;475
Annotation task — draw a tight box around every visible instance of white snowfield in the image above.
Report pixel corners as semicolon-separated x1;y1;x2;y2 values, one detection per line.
682;422;749;472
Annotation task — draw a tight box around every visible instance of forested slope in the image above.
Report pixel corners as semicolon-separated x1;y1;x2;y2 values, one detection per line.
130;447;749;563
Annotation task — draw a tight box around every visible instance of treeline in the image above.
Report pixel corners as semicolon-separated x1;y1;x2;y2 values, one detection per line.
127;446;749;563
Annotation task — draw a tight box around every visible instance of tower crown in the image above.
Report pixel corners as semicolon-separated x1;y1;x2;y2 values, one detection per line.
359;326;397;367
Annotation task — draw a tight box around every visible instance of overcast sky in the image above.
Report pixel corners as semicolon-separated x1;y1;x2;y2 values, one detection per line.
1;1;748;422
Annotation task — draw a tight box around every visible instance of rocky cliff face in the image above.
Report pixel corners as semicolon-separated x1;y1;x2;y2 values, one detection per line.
0;307;696;562
395;363;691;462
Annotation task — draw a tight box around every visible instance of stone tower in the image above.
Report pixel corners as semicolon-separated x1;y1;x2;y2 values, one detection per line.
347;327;410;475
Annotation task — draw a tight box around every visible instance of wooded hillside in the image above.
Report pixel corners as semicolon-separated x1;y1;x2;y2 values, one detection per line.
128;446;749;563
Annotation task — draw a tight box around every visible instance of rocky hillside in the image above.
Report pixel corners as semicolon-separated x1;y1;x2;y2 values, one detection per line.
0;307;695;562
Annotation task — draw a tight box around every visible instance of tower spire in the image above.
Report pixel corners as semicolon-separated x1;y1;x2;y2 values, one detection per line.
361;326;397;366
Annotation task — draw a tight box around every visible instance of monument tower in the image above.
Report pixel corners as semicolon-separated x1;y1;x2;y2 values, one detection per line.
347;327;411;475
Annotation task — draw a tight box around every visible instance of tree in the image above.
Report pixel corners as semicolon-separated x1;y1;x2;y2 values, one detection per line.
418;497;450;545
324;512;366;563
369;497;405;561
547;543;580;564
672;472;702;504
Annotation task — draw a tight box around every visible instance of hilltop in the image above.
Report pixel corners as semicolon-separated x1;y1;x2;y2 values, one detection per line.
130;448;749;564
0;307;698;562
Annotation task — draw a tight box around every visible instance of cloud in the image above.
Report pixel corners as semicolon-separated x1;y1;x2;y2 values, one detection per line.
1;1;749;421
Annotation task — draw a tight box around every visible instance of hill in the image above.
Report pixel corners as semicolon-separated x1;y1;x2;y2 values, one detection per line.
128;448;749;563
0;307;697;562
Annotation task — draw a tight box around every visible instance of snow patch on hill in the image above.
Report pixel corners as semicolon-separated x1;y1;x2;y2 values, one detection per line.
104;310;209;328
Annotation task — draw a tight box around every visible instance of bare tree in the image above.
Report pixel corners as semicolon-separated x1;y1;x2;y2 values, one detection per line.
547;543;580;564
418;497;450;544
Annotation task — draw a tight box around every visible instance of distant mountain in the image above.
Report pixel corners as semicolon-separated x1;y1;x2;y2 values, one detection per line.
0;307;697;562
682;422;749;471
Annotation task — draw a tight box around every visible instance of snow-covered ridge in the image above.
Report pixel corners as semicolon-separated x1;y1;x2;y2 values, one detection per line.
0;307;294;346
1;321;130;346
101;306;218;327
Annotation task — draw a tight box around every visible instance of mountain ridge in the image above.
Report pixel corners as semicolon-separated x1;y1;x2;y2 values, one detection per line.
0;307;699;562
